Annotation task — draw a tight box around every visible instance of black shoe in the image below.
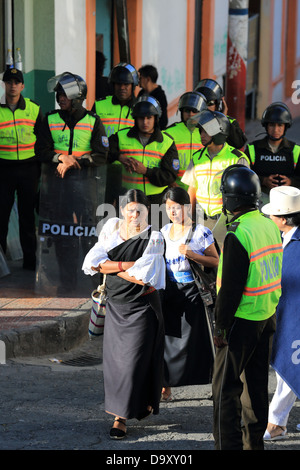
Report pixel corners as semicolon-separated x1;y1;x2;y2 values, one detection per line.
136;407;153;421
109;418;127;440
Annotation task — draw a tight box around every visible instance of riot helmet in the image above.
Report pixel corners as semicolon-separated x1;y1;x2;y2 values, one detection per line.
178;91;207;113
194;78;223;109
108;63;139;89
178;91;207;122
132;96;162;119
47;72;87;109
261;102;292;140
220;164;261;213
187;109;230;145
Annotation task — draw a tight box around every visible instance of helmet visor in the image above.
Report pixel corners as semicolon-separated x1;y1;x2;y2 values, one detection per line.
47;73;81;100
187;110;221;136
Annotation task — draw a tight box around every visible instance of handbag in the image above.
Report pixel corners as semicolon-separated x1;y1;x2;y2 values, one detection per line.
88;274;106;338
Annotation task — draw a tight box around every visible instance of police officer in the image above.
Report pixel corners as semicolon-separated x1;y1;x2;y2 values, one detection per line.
93;62;138;137
245;102;300;204
195;78;247;149
212;165;283;450
0;67;43;270
36;72;108;173
163;91;206;189
108;96;178;211
181;110;249;235
35;72;108;294
92;63;139;206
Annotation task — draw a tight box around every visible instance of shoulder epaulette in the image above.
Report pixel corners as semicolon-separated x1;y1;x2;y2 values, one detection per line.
86;110;98;118
231;148;243;158
165;122;178;130
46;109;60;116
163;131;175;141
228;220;240;233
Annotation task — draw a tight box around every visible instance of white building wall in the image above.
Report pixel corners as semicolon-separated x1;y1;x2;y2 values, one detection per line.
213;0;229;86
54;0;87;79
141;0;187;108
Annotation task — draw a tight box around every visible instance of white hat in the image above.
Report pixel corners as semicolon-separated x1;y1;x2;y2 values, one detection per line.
261;186;300;215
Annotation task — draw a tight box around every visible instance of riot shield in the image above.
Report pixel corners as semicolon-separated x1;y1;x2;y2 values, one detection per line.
36;163;107;297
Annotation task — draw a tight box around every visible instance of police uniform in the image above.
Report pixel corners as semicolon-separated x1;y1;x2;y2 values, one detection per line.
35;106;108;293
182;143;249;219
212;209;283;450
245;136;300;195
108;125;178;205
93;95;136;137
163;121;203;190
0;94;43;269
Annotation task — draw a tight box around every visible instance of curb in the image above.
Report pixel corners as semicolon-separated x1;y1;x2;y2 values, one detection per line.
0;301;92;360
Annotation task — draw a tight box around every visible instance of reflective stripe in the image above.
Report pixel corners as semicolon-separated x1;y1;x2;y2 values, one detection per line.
0;99;40;160
244;279;281;296
250;243;283;262
118;127;174;196
48;112;95;156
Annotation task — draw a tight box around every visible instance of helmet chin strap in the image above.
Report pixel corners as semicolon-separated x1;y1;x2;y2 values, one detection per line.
222;205;230;225
268;134;284;141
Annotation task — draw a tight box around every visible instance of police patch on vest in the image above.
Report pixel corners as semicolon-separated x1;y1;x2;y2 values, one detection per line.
172;159;180;170
102;136;109;147
260;155;287;162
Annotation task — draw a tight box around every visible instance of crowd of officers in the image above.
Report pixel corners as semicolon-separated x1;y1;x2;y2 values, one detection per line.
0;62;299;450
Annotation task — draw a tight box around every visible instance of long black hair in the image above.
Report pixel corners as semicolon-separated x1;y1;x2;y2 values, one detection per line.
162;186;190;205
119;189;150;210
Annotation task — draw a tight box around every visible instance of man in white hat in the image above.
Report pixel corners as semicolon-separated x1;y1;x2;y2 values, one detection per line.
261;186;300;440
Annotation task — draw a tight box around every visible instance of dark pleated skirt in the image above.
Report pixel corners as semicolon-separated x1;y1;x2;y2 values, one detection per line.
162;280;214;387
103;291;164;419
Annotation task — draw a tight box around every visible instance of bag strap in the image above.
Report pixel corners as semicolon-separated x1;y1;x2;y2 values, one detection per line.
96;274;106;292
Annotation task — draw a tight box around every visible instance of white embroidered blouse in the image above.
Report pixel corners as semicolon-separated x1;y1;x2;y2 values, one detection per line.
82;217;166;290
161;223;214;281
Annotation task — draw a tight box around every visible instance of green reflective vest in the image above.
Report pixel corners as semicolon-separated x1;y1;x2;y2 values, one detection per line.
217;210;283;321
192;144;250;217
48;112;95;156
164;122;203;189
94;96;134;137
117;128;174;196
0;98;40;160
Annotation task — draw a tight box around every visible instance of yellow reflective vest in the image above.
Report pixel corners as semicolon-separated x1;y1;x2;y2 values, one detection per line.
48;111;96;156
217;210;283;321
0;98;40;160
94;96;134;137
117;128;175;196
164;122;203;189
192;143;250;217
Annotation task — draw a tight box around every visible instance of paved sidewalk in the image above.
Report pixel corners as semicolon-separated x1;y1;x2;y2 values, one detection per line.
0;259;92;359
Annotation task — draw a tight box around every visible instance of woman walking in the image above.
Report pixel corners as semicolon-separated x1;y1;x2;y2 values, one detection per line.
82;189;165;439
160;187;219;400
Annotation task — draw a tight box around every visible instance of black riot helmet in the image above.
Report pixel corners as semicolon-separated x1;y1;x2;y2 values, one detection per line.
194;78;223;109
261;102;292;140
108;63;139;90
47;72;87;109
178;91;207;113
132;96;162;121
178;91;207;122
220;165;261;213
187;109;230;145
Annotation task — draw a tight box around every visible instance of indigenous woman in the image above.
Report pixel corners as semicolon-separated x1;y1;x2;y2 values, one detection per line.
160;187;219;401
82;189;165;439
